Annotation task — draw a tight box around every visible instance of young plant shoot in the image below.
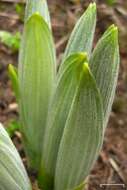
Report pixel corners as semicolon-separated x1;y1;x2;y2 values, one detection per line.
1;0;119;190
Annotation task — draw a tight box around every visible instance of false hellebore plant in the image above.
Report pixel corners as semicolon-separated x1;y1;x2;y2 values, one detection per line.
0;0;119;190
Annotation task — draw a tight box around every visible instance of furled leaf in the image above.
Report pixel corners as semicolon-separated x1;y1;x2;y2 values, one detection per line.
0;123;31;190
89;25;119;129
25;0;51;28
60;2;96;72
55;64;103;190
18;13;56;170
8;64;19;100
39;53;89;190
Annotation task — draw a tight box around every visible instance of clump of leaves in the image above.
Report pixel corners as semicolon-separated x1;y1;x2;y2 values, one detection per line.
1;0;119;190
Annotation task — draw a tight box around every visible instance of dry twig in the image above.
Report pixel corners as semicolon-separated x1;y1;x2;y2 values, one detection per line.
109;158;127;185
0;12;19;20
55;34;69;50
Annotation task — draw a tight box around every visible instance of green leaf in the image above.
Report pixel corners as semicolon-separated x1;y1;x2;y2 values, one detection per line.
8;64;19;100
6;120;20;137
0;31;20;52
60;2;96;73
0;123;31;190
89;25;120;129
18;13;56;170
25;0;51;29
38;53;89;190
106;0;116;6
72;180;88;190
15;3;25;22
55;64;103;190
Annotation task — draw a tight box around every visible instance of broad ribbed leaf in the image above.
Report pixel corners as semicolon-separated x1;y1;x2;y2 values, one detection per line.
60;2;96;73
25;0;51;28
39;53;88;190
55;64;103;190
8;64;19;100
18;13;56;169
90;25;119;129
0;123;31;190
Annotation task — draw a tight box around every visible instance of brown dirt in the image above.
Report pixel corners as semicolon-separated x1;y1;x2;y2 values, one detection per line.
0;0;127;190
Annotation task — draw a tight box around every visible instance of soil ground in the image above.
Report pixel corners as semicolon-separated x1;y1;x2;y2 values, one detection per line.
0;0;127;190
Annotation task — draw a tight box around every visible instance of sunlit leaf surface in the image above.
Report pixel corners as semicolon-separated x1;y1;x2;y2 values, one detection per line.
18;13;56;170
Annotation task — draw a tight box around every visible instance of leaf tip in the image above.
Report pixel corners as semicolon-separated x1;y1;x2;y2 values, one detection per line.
8;64;14;75
112;25;118;34
102;24;118;46
88;2;96;13
109;25;118;42
109;24;118;31
33;11;42;19
79;52;88;62
8;63;12;71
106;24;118;37
89;2;96;9
82;2;96;18
26;11;43;24
83;62;90;74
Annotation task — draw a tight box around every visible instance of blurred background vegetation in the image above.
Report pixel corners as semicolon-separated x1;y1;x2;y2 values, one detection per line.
0;0;127;189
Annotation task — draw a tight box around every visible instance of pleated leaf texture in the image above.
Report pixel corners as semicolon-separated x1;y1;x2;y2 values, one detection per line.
55;63;103;190
39;55;104;190
0;123;31;190
18;2;56;170
59;3;96;73
39;53;88;189
90;25;119;129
